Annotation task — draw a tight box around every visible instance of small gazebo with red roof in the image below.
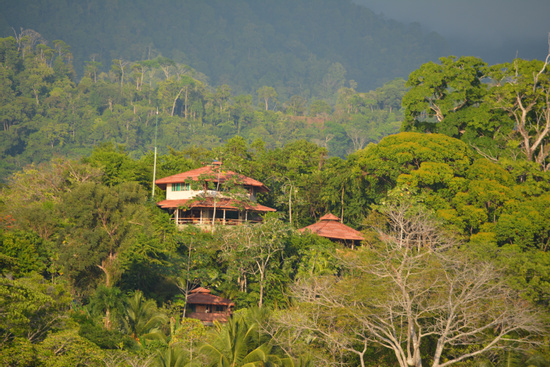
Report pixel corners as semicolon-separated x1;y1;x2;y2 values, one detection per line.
298;213;364;247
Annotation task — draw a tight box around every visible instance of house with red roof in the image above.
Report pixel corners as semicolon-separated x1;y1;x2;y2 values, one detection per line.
155;161;276;226
298;213;364;247
185;287;234;325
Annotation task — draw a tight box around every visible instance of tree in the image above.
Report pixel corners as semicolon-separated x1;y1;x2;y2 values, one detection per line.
84;143;136;187
1;158;101;241
351;132;474;204
58;181;147;291
0;273;72;348
308;100;332;117
84;60;103;83
0;229;47;277
90;285;125;330
402;56;487;134
158;75;203;118
318;62;347;103
154;345;191;367
376;78;407;112
111;59;130;88
121;290;168;345
285;95;307;116
167;316;207;365
217;216;292;308
282;201;544;367
487;51;550;167
257;86;277;111
199;311;290;367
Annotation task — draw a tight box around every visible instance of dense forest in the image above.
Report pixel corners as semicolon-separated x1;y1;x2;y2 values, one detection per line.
2;1;550;365
0;32;406;179
0;0;447;95
2;29;550;364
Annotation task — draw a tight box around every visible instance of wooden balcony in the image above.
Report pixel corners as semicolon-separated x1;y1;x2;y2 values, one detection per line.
187;311;232;325
171;217;262;226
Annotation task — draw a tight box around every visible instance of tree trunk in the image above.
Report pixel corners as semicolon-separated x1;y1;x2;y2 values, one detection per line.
171;88;184;117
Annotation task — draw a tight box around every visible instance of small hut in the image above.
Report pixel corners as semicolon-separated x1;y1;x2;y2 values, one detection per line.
185;287;234;325
298;213;364;247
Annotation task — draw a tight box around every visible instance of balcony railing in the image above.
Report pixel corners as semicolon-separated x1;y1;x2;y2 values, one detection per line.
186;311;232;324
171;217;262;225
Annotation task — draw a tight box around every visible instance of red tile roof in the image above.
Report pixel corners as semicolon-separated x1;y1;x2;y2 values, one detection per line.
190;287;211;294
156;198;276;212
155;165;269;192
320;213;339;221
187;288;234;307
298;213;364;241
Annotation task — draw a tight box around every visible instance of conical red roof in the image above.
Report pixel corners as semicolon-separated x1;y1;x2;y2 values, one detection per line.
298;214;364;241
319;213;339;221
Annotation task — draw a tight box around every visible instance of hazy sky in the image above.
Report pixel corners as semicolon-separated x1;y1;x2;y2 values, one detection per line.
353;0;550;63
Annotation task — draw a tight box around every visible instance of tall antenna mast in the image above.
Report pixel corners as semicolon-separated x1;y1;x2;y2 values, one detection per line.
151;107;159;199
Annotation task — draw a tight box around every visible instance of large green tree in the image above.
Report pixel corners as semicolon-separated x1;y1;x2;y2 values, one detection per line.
487;56;550;166
58;181;148;291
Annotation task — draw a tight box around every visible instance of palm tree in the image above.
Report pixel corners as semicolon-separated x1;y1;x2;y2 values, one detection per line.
122;290;168;345
199;312;293;367
154;346;193;367
90;285;124;330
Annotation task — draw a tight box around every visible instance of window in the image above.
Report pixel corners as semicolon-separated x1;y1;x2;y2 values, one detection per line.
172;183;190;191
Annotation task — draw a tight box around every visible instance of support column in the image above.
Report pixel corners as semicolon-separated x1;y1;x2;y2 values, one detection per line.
223;209;226;225
175;208;179;225
200;209;203;224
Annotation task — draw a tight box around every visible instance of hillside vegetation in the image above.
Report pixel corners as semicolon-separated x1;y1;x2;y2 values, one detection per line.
2;128;550;365
0;34;405;178
2;3;550;364
0;0;448;95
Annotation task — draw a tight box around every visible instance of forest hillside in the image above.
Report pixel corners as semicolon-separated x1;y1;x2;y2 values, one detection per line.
0;33;406;179
2;2;550;366
0;0;448;96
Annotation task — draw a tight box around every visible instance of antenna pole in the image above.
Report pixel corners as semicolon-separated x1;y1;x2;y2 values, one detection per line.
152;108;159;199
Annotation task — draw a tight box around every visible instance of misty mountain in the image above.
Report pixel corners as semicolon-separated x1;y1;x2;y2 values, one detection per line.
0;0;448;97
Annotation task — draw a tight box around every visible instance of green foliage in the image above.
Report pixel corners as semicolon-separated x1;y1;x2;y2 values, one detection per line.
402;54;550;168
0;158;101;240
0;273;72;346
2;43;550;364
75;314;137;350
154;345;193;367
200;310;291;367
35;327;105;367
121;290;168;345
290;232;339;279
83;143;137;187
89;285;125;330
57;181;147;291
1;1;447;97
1;323;105;366
216;216;294;308
0;229;47;276
0;22;415;179
352;132;474;203
402;56;488;134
